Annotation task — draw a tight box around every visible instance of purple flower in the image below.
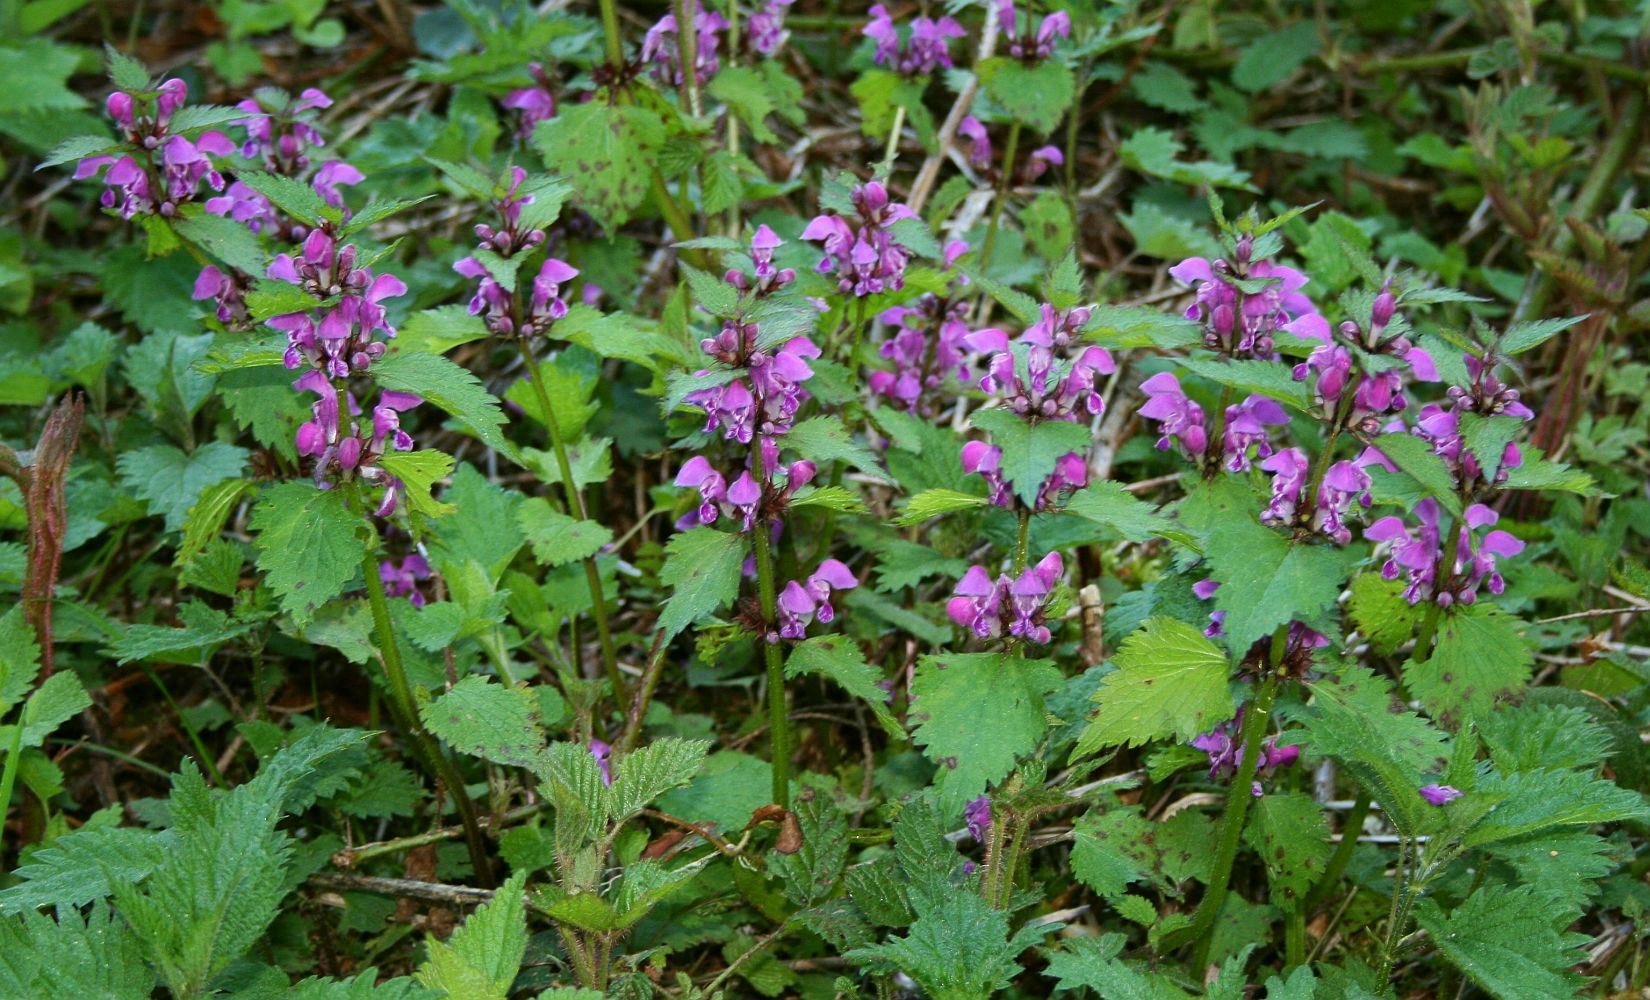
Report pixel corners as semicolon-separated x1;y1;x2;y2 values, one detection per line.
192;265;246;324
643;0;729;86
503;64;557;139
1220;395;1289;472
800;181;917;297
686;318;820;449
868;241;976;414
205;181;279;234
960;441;1086;512
947;553;1062;644
311;160;364;210
1193;710;1301;795
1170;246;1318;359
976;340;1113;422
775;559;859;640
590;739;614;786
1138;372;1207;458
380;553;432;607
1315;460;1372;545
725;224;797;297
1289;292;1438;432
959;116;992;170
1420;783;1461;806
77;76;242;219
1192;578;1225;637
1366;500;1524;607
996;0;1069;61
1259;447;1309;527
865;3;966;75
964;796;992;841
1450;353;1533;420
747;0;794;55
235;87;331;172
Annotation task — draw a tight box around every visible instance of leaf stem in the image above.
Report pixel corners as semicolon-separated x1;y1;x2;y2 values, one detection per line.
1014;508;1031;575
0;714;24;839
752;509;790;806
1161;639;1285;959
353;491;494;886
1303;788;1371;914
596;0;623;68
515;334;626;704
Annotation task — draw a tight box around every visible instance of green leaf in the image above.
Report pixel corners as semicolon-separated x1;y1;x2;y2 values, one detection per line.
1243;793;1330;912
971;408;1091;507
1130;62;1202;113
1177;358;1308;411
656;527;746;641
786;415;890;483
1347;573;1424;654
246;279;327;322
104;602;259;665
909;653;1062;812
1231;21;1319;92
893;488;988;526
378;450;457;519
37;133;123;171
1204;515;1353;653
0;825;169;914
171;212;268;275
1500;315;1586;355
1076;618;1233;754
1502;456;1598;495
1463;766;1650;847
978;57;1075;135
1458;412;1523;486
1118;127;1254;191
847;891;1052;1000
786;635;902;737
790;485;866;514
116;441;249;533
516;498;612;567
607;737;710;822
1043;934;1193;998
420;676;544;768
175;477;254;567
397;305;491;354
416;872;528;1000
1413;885;1587;1000
424;156;498;200
0;607;41;716
250;482;363;625
237;171;330;227
1064;482;1173;543
869;537;968;592
1288;667;1447;835
708;66;780;143
1081;306;1202;350
1405;605;1531;725
1477;703;1612;774
4;671;92;750
430;465;525;583
1368;432;1462;516
373;351;513;456
1019;191;1074;263
533;102;665;229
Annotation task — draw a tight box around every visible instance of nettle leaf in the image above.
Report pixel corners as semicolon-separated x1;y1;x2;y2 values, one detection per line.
416;871;528;1000
0;607;41;715
786;635;902;736
38;134;123;170
533;101;664;229
0;824;170;914
1347;573;1424;654
116;442;249;533
1231;20;1319;92
708;65;782;142
1405;605;1531;725
971;408;1091;507
1483;830;1616;916
1477;703;1612;774
1368;432;1462;516
1082;305;1202;350
250;481;363;625
1064;482;1175;543
377;450;457;519
1043;935;1192;998
1177;358;1308;411
431;465;525;583
1243;793;1330;912
791;485;867;514
870;537;968;592
608;738;710;822
1287;667;1447;835
1118;127;1255;191
105;602;259;665
373;350;512;456
0;672;92;750
420;676;543;768
171;212;267;275
1077;617;1233;754
237;171;330;228
175;477;254;567
516;497;613;567
1463;767;1650;847
909;652;1062;813
1414;885;1588;1000
1502;455;1598;495
1070;805;1162;901
847;890;1054;999
978;57;1075;135
398;304;490;354
1499;315;1586;355
893;488;988;526
1204;514;1353;653
1459;412;1523;485
786;415;891;483
656;527;747;640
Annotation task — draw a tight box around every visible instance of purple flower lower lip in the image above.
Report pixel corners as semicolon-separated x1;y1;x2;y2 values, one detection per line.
1420;783;1462;806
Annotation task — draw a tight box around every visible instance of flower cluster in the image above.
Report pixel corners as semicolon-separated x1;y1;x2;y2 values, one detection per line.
643;0;728;86
1291;283;1439;433
868;240;972;413
675;455;818;531
971;328;1114;422
451;168;579;340
1366;500;1525;607
1192;710;1301;797
268;229;418;516
864;4;965;76
995;1;1070;62
686;322;821;451
747;0;795;55
775;560;858;640
963;441;1087;511
957;117;1063;181
801;181;917;297
75;78;237;220
724;224;797;297
1258;447;1373;545
234;87;332;173
1138;373;1288;471
503;64;557;140
947;552;1064;645
1169;240;1318;359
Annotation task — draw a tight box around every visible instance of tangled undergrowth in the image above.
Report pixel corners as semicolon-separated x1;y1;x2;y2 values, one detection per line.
2;1;1650;997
